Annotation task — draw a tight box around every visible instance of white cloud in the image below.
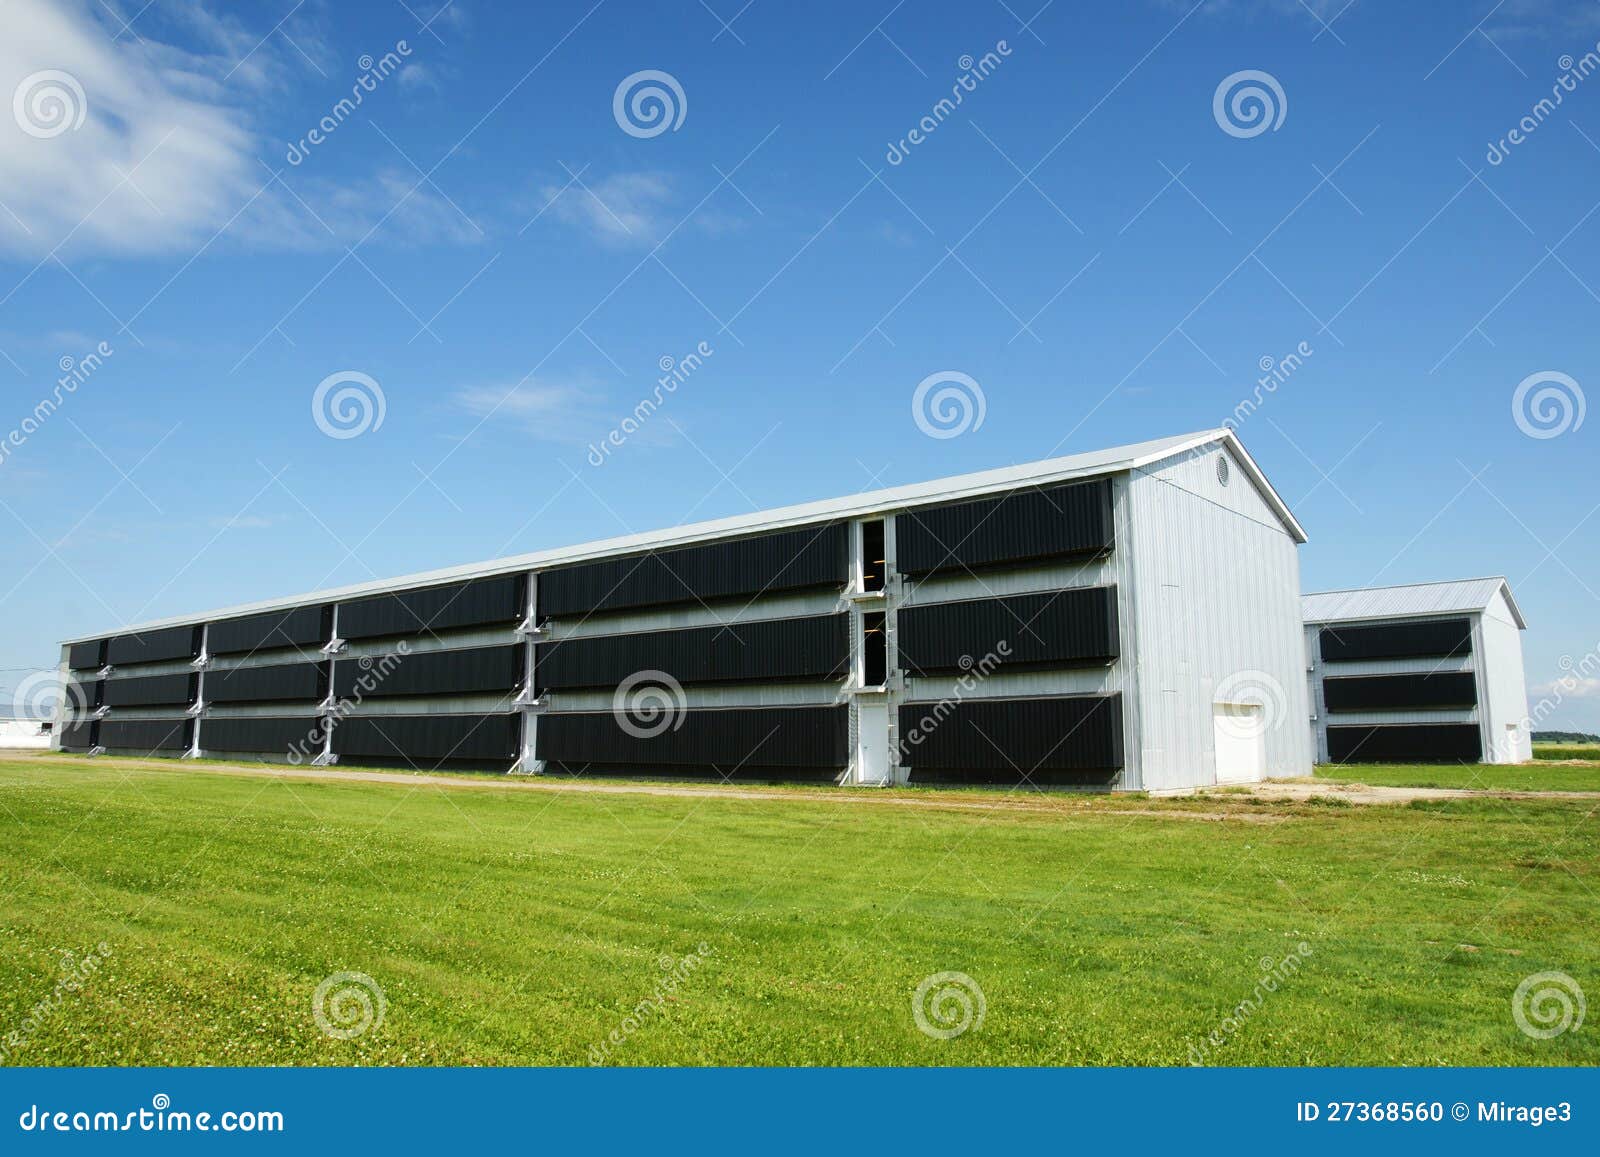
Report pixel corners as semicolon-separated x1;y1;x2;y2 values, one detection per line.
455;380;609;442
295;169;484;247
0;0;475;259
0;0;260;257
1532;676;1600;700
395;62;440;93
417;2;471;35
454;378;683;448
207;513;283;530
538;171;675;247
534;169;746;249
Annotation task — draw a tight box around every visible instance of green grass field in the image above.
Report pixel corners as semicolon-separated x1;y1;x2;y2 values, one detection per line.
1;756;1595;1067
1315;762;1600;792
1534;743;1600;762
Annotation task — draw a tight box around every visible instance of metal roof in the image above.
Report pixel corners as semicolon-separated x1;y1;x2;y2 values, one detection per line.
1302;577;1526;629
62;427;1306;644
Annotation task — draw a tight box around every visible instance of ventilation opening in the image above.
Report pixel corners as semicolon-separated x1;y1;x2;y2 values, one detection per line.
861;519;886;593
863;611;888;688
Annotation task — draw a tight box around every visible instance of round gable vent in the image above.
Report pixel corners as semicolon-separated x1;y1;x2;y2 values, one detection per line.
1216;454;1231;486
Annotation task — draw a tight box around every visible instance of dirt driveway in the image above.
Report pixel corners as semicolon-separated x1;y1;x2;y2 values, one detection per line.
1237;779;1600;805
7;752;1599;814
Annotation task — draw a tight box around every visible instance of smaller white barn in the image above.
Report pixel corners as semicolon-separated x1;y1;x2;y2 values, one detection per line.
1302;578;1531;765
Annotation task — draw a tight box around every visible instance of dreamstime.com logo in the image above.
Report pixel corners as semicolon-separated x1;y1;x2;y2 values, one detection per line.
1189;943;1314;1065
13;69;87;139
912;371;986;439
17;1095;283;1135
286;41;413;165
588;340;714;466
900;642;1010;757
286;646;409;765
0;340;114;471
1486;45;1600;165
613;70;686;138
312;971;386;1041
1223;341;1314;430
312;370;387;439
589;944;715;1065
1511;370;1584;439
912;971;986;1040
1524;645;1600;732
613;670;687;739
10;670;87;722
1213;70;1287;139
0;943;113;1065
1513;971;1586;1041
884;41;1013;166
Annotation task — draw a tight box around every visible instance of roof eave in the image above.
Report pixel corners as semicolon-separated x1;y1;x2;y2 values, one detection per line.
60;428;1304;645
1127;427;1308;543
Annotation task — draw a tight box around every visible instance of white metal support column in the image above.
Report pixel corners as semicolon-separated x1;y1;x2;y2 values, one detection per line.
845;517;893;786
50;648;72;752
514;570;544;775
184;624;209;759
882;512;905;786
314;604;342;765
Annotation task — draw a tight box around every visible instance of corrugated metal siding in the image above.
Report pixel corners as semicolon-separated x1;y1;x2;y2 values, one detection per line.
99;718;192;753
1323;672;1478;712
102;672;196;708
333;713;520;763
207;661;327;705
1126;444;1313;789
68;639;105;670
332;644;523;699
1477;588;1533;762
538;524;848;618
1303;578;1512;624
897;586;1118;676
1327;723;1482;763
895;478;1113;576
1306;654;1474;678
1316;707;1477;726
1305;618;1489;762
1319;618;1472;663
888;482;1138;789
543;589;842;640
543;682;848;712
338;624;521;660
538;705;848;771
60;720;97;749
535;614;849;691
898;694;1123;782
107;625;200;666
207;605;329;655
203;716;327;755
338;575;525;640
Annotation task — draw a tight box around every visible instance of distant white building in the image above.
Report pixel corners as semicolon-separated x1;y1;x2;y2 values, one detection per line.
1302;578;1531;765
0;718;50;750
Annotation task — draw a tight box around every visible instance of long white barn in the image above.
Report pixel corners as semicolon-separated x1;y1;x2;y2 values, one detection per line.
55;428;1314;791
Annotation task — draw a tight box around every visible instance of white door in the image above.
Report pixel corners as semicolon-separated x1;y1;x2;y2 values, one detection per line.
855;698;891;786
1212;703;1266;784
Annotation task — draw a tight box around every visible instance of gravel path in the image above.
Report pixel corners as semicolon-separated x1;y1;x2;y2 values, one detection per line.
8;753;1598;814
1243;779;1600;805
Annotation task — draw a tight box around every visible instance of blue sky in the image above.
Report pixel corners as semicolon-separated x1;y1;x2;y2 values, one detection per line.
1;0;1597;728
